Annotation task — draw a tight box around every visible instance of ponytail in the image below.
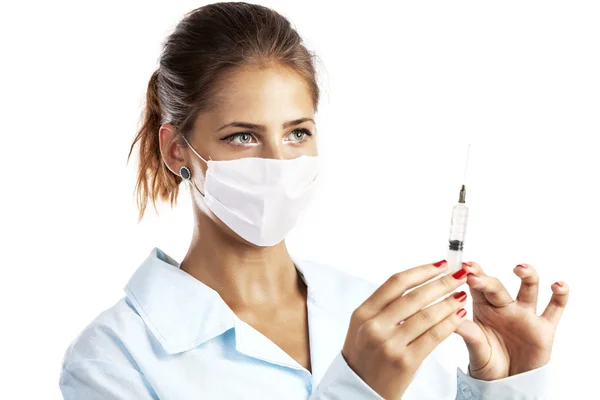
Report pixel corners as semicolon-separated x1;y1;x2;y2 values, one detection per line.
127;69;182;222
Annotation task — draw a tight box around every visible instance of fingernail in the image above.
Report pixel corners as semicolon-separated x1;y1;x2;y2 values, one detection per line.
516;264;527;269
554;281;563;287
452;269;467;280
456;308;467;318
462;261;472;266
454;291;467;302
433;260;447;267
467;273;478;278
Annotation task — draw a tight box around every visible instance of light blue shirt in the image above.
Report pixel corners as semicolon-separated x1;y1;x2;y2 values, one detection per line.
59;247;550;399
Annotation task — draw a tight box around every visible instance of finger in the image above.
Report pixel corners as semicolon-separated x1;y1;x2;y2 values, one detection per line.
454;319;491;371
455;318;487;349
397;290;468;343
466;274;514;307
542;281;570;325
461;262;488;304
358;260;449;321
463;262;513;307
407;306;468;361
377;267;469;328
514;263;539;310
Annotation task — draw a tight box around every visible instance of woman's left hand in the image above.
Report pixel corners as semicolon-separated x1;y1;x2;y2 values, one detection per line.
455;262;569;381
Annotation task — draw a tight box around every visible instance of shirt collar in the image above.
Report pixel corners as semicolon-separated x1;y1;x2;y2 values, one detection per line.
124;247;328;355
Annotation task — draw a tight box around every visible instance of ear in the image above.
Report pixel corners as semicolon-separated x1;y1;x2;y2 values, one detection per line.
159;123;186;176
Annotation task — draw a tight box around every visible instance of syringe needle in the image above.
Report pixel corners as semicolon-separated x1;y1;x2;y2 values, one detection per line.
463;144;470;185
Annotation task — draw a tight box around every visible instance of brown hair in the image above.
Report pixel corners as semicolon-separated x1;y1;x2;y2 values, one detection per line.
127;2;321;222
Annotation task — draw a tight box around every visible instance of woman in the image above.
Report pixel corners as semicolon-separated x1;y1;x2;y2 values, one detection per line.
59;3;569;399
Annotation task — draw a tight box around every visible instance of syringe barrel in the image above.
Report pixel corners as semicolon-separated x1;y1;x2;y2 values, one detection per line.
447;203;469;272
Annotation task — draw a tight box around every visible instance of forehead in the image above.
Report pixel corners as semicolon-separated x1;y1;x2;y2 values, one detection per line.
209;65;314;123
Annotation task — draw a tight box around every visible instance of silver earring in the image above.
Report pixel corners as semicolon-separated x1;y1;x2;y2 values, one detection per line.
179;165;191;180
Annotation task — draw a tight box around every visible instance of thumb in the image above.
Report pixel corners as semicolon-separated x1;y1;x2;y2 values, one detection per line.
455;319;491;371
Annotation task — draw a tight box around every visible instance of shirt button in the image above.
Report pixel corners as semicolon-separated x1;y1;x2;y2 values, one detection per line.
459;382;473;399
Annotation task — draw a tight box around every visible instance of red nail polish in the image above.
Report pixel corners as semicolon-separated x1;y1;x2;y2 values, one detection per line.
454;291;467;302
433;260;447;267
456;308;467;318
516;264;526;268
554;281;563;287
452;269;467;279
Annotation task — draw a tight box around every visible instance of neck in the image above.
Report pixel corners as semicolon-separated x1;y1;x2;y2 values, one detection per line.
179;206;304;312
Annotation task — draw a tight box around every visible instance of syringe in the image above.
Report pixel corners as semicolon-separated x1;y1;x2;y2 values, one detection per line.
447;184;469;273
446;145;470;273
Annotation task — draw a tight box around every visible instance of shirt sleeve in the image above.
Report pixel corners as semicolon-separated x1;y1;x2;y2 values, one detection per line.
455;363;552;400
59;360;159;400
309;351;384;399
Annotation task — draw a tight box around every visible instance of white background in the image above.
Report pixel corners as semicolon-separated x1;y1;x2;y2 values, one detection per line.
1;0;598;398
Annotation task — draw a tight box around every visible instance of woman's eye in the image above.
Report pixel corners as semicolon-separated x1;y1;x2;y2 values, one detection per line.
287;129;311;142
228;133;255;144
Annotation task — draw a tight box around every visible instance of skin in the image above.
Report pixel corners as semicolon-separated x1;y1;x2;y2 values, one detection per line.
158;64;569;396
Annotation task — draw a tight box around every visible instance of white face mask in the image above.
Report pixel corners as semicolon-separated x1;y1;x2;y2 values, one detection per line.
181;136;320;247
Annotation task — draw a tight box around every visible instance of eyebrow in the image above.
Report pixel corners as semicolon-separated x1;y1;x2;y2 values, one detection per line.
216;118;315;132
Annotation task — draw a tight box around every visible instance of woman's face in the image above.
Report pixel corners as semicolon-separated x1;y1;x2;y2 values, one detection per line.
160;65;317;243
188;65;317;169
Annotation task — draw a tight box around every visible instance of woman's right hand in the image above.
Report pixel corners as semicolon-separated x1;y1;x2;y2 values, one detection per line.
341;260;469;400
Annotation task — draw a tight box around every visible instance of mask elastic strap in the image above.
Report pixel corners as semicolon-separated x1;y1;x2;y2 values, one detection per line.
181;135;210;165
187;172;206;198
